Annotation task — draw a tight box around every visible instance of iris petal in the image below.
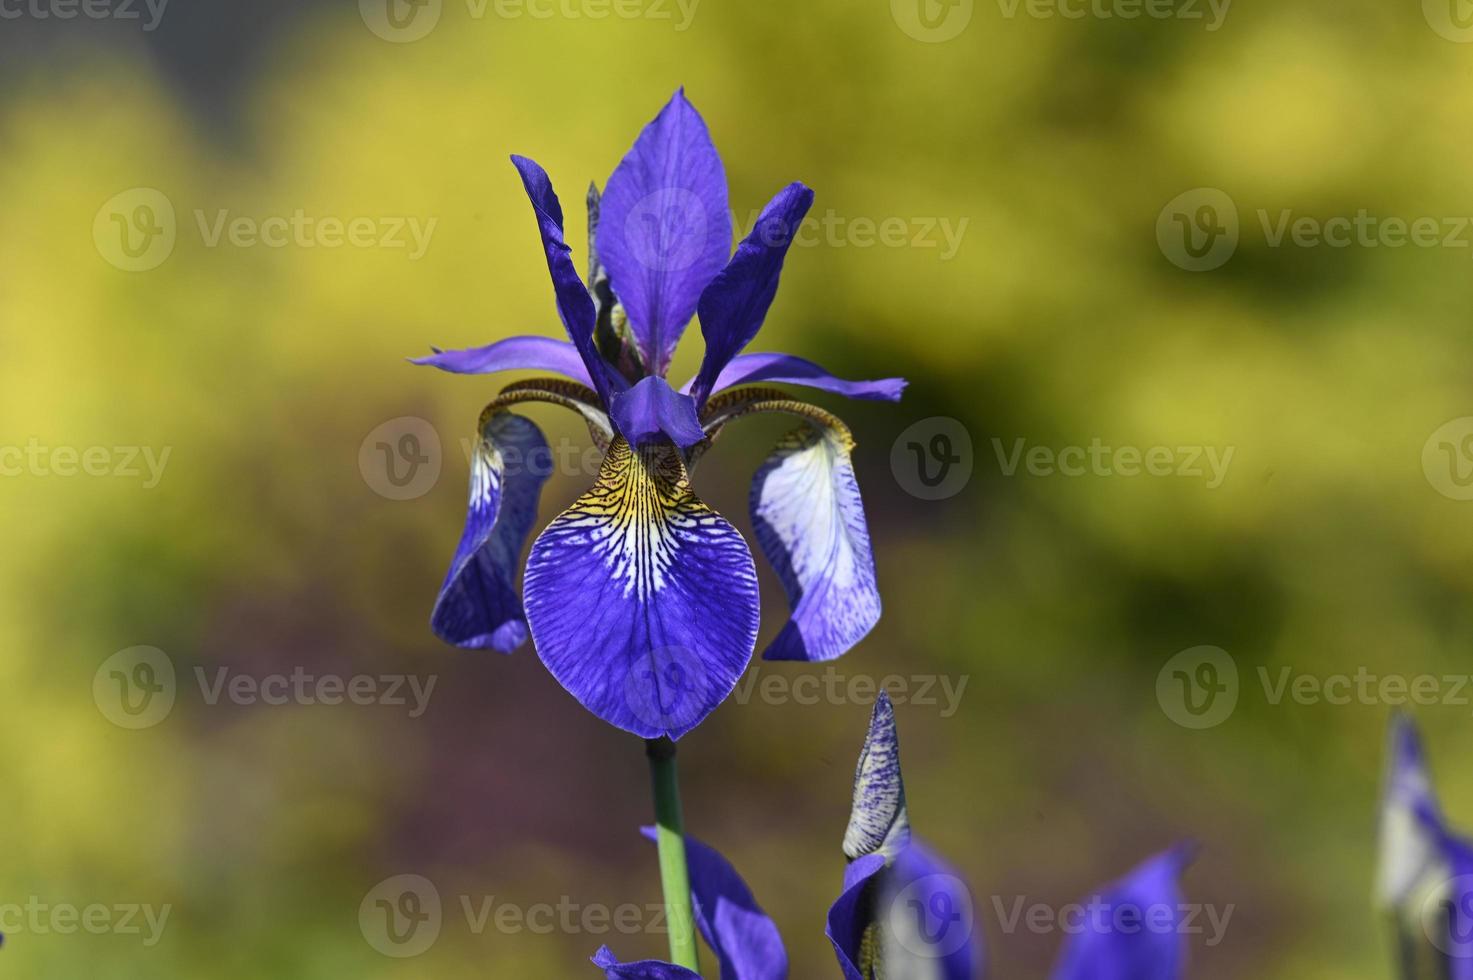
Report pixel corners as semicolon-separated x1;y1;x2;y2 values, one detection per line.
1378;713;1447;914
826;853;887;980
879;842;983;980
748;412;881;662
1050;844;1195;980
688;352;906;403
523;438;759;739
689;183;815;409
410;335;595;388
430;410;552;651
597;89;732;375
1439;836;1473;980
610;376;706;449
591;948;702;980
636;828;788;980
511;154;623;405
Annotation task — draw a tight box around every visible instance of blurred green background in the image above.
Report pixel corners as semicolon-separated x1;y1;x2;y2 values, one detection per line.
4;0;1473;976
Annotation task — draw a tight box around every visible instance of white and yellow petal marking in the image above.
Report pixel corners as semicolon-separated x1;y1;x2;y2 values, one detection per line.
523;437;759;739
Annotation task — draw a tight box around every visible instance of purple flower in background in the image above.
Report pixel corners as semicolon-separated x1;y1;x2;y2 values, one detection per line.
414;89;904;739
1048;845;1196;980
827;692;984;979
1376;712;1473;980
592;830;787;979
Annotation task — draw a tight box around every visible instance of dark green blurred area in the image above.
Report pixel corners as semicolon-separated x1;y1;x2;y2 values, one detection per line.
4;1;1473;976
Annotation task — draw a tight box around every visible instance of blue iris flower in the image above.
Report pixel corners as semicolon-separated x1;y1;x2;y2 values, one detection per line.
413;89;905;740
1377;712;1473;980
593;693;1195;979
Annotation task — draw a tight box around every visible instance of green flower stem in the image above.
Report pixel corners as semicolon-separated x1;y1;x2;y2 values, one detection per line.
646;737;701;973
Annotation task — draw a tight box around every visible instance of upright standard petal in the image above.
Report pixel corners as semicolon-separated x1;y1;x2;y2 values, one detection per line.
689;183;815;409
411;335;595;388
592;947;702;980
1050;845;1195;980
523;438;760;739
1378;713;1447;914
688;352;907;403
597;89;732;375
610;376;706;449
430;410;552;651
638;828;788;980
511;154;623;406
844;691;910;863
749;411;881;662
